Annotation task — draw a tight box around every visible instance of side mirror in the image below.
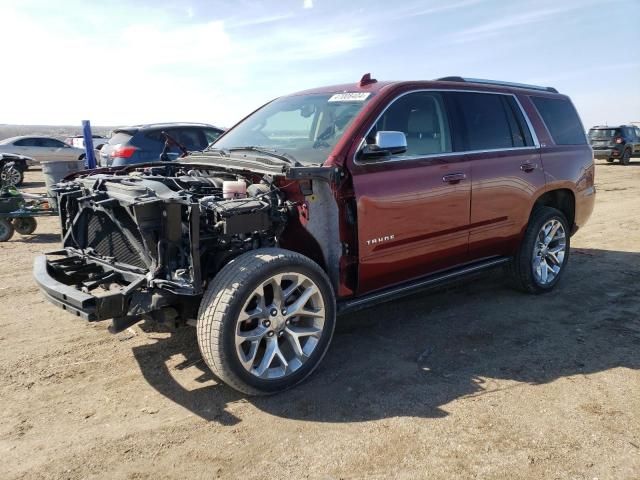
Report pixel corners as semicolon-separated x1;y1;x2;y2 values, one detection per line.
360;131;407;159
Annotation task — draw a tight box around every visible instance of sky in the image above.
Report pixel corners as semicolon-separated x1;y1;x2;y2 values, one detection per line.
0;0;638;129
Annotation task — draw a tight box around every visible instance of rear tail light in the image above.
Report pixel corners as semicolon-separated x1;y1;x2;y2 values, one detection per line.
615;137;623;144
110;145;138;158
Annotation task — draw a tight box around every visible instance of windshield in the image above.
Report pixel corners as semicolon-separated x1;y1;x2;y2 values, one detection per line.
588;128;620;140
212;92;374;165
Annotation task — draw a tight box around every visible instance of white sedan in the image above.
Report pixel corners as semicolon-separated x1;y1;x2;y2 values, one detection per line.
0;136;86;166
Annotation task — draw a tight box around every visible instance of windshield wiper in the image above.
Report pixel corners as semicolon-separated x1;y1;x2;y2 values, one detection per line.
228;146;298;165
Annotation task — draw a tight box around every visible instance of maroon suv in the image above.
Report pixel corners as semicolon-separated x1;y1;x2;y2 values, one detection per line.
34;75;595;395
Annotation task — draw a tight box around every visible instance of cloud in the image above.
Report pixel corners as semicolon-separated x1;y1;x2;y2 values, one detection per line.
304;0;313;9
448;6;582;43
226;12;295;28
0;2;373;126
392;0;485;20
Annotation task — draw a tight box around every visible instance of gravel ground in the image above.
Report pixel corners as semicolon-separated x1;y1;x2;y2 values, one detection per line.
0;162;638;480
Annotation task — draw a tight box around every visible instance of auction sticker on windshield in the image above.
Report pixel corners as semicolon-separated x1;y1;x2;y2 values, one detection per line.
328;92;371;102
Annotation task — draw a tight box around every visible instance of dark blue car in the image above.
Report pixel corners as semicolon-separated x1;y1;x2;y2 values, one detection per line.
99;122;224;167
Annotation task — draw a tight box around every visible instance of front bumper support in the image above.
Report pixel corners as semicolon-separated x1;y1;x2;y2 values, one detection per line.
33;254;145;321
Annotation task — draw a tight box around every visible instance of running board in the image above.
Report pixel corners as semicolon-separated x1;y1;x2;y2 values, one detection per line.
337;256;510;315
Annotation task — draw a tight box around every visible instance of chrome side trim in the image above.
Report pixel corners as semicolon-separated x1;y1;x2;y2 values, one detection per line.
352;89;540;166
337;256;510;313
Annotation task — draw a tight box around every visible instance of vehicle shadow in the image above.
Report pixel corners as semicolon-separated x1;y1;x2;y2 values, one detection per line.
19;180;46;188
595;160;640;167
131;247;640;424
14;233;60;244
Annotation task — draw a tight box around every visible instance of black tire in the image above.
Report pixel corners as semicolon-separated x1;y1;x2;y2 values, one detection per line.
13;217;37;235
620;148;631;165
510;206;570;294
197;248;336;396
606;158;614;163
0;218;15;242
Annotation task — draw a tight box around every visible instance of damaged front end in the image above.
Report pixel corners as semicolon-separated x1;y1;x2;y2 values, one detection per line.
34;162;291;331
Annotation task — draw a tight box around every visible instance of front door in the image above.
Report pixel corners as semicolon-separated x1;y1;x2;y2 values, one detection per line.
350;91;471;294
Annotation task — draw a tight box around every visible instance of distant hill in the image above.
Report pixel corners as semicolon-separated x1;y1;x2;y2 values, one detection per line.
0;125;116;141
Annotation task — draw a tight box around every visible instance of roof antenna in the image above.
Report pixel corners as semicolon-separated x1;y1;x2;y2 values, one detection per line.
359;73;377;87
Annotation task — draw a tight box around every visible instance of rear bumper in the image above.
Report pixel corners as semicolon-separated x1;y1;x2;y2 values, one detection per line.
593;148;621;159
33;253;143;321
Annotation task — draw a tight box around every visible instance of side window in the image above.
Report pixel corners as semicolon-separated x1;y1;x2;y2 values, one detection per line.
172;128;203;151
635;127;640;141
42;138;66;148
370;92;452;156
204;128;222;145
531;96;586;145
453;92;518;151
14;138;38;147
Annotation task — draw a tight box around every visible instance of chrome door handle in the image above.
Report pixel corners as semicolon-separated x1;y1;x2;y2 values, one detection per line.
520;163;537;172
442;173;466;183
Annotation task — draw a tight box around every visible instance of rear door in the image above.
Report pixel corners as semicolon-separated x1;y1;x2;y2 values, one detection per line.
351;91;471;294
42;138;74;160
450;91;545;259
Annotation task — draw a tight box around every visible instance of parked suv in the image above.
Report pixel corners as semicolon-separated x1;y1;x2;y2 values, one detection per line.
588;124;640;165
34;76;595;395
99;122;224;167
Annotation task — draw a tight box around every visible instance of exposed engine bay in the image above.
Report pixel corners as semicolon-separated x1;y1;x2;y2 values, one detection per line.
47;163;295;325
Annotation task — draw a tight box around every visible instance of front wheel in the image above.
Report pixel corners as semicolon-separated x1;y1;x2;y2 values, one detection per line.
510;206;570;294
0;165;23;186
197;248;336;395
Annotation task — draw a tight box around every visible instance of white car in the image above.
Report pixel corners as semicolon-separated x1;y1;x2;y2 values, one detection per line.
0;136;86;166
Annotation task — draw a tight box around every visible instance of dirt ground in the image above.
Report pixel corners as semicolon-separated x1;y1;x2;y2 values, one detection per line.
0;162;638;480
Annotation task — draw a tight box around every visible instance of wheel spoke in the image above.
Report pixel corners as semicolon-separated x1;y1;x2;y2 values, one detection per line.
238;339;261;369
254;338;278;377
282;275;301;300
540;259;548;283
545;221;560;245
285;286;318;318
236;324;268;345
237;306;265;324
264;275;285;308
286;332;305;359
286;325;322;338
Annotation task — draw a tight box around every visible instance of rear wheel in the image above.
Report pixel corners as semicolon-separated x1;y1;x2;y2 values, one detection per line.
13;217;37;235
510;206;570;294
197;248;336;395
621;148;631;165
0;219;15;242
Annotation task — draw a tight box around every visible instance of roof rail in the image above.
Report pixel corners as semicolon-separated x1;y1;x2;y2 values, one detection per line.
436;76;558;93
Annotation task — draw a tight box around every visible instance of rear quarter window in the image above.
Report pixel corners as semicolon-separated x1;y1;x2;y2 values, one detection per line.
531;97;586;145
108;132;133;145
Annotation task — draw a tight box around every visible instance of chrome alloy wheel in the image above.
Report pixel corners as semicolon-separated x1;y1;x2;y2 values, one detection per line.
532;219;566;285
235;272;326;379
0;166;21;186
